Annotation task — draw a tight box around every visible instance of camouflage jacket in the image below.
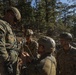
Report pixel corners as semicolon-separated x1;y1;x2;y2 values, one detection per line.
56;45;76;75
0;19;18;64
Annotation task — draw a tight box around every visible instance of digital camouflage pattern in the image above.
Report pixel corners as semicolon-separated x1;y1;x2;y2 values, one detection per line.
56;45;76;75
0;19;19;75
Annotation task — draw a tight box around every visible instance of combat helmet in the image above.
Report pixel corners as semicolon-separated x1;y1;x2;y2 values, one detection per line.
59;32;73;41
25;29;33;36
38;36;56;53
6;6;21;22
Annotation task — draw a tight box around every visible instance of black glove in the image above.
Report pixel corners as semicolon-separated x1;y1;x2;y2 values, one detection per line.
31;57;38;64
4;60;13;75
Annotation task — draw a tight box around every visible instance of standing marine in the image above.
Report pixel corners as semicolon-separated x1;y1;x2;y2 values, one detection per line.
19;29;38;75
0;7;21;75
56;32;76;75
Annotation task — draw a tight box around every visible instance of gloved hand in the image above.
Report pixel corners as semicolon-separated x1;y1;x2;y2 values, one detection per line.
4;60;13;75
31;57;38;64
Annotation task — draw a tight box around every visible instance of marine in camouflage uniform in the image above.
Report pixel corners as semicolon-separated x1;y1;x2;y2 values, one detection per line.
26;36;57;75
56;32;76;75
23;29;38;58
0;7;21;75
19;29;38;75
24;39;38;58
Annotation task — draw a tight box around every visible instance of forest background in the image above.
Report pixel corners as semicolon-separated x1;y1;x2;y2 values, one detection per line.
0;0;76;42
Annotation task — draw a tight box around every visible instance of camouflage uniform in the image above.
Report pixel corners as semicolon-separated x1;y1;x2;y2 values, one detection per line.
26;36;57;75
20;37;38;75
56;45;76;75
56;32;76;75
24;39;38;57
0;19;19;75
23;29;38;57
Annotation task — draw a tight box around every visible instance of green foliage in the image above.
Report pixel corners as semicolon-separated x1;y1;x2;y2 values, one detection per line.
17;0;35;29
0;1;3;17
0;0;76;37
